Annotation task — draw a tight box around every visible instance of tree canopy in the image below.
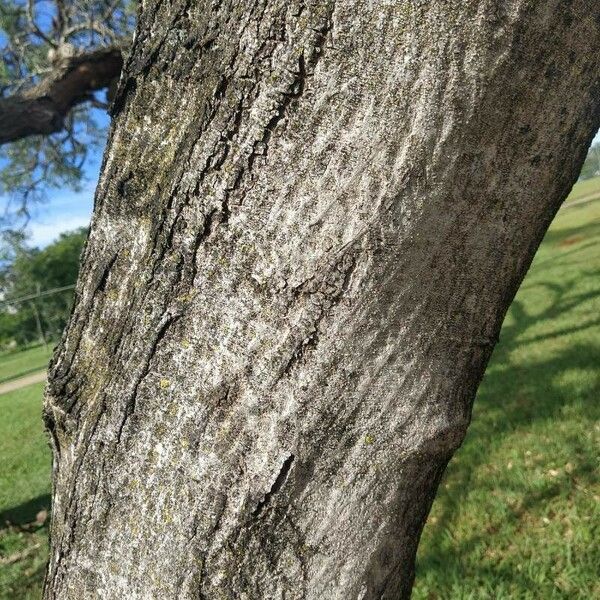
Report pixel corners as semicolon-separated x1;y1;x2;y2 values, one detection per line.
0;0;134;227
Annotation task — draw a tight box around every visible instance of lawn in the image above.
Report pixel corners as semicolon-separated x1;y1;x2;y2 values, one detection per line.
0;345;52;385
565;175;600;202
414;199;600;598
0;383;50;600
0;197;598;599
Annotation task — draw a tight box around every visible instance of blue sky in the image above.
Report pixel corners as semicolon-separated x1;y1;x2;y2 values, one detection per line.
25;159;100;247
12;127;600;249
0;105;106;248
27;182;97;247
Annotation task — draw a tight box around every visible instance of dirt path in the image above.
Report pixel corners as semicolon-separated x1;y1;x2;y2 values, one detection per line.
0;370;46;395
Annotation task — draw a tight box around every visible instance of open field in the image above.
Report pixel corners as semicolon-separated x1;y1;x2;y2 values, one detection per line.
564;175;600;203
0;346;52;385
414;198;600;598
0;194;599;599
0;383;50;600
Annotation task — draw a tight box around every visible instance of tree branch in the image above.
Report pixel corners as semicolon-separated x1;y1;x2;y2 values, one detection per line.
0;47;123;145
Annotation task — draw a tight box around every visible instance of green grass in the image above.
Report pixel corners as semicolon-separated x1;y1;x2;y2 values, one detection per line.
414;199;600;598
0;346;52;385
0;383;50;599
566;176;600;202
0;200;598;599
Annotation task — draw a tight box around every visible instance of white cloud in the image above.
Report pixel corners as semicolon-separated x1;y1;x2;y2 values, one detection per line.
28;213;91;248
17;185;96;248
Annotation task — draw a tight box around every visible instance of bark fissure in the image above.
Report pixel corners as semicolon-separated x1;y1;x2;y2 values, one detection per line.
252;454;295;518
116;311;183;443
280;249;358;378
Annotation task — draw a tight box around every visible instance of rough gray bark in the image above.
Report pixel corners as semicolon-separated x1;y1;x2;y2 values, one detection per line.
43;1;600;598
0;48;122;145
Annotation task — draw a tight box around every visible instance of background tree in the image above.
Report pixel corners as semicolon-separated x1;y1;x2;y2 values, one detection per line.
43;2;600;599
0;227;86;347
578;142;600;181
0;0;134;227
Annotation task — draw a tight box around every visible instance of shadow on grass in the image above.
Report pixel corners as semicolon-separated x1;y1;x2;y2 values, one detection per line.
0;494;51;530
540;214;600;246
415;260;600;590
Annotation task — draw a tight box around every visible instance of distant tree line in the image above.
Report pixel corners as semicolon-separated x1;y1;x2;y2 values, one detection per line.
579;142;600;180
0;228;86;349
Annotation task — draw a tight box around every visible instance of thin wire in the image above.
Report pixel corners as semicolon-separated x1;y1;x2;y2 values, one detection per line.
0;283;76;308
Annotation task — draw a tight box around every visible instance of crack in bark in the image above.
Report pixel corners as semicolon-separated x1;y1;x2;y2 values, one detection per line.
94;253;119;294
252;454;295;518
284;511;309;598
116;311;182;443
280;250;358;378
46;401;108;596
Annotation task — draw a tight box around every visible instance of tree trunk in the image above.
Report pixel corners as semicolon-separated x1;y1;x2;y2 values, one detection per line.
43;2;600;598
